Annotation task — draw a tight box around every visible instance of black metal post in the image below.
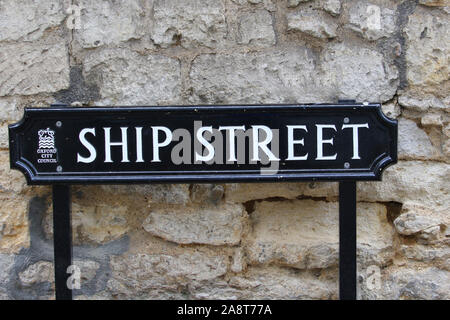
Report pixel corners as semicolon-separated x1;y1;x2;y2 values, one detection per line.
339;181;357;300
52;185;73;300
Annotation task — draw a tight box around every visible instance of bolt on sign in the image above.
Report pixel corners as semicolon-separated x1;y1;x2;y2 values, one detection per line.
9;104;397;184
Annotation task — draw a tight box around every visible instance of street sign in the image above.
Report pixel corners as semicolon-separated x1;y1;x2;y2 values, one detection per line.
8;102;398;300
9;104;397;184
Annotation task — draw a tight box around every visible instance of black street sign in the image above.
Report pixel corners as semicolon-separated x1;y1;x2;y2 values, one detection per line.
8;102;398;300
9;103;397;184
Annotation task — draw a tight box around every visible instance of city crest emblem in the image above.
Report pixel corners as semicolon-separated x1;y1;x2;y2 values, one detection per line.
37;128;57;163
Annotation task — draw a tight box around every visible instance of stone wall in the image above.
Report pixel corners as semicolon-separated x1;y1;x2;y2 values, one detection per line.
0;0;449;300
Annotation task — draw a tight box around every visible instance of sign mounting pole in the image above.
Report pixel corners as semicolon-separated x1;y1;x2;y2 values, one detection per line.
339;181;357;300
52;185;73;300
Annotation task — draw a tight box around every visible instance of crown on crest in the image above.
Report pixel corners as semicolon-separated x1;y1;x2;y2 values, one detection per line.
38;128;55;138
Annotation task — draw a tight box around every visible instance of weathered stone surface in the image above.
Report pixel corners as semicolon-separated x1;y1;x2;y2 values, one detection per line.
83;48;181;105
394;201;448;241
398;94;449;112
0;194;29;253
0;253;14;299
245;200;337;268
249;0;275;8
358;161;450;207
0;123;9;149
110;261;336;299
99;184;190;205
44;202;130;244
225;182;337;202
75;260;101;284
358;265;450;300
238;9;275;46
287;0;311;8
0;43;69;96
347;2;396;40
404;7;449;98
321;0;341;16
75;0;146;48
357;203;396;267
421;114;443;126
395;213;440;236
444;124;450;157
320;43;399;103
0;151;27;194
398;118;437;160
0;97;22;122
385;267;450;299
142;203;245;245
419;0;449;7
19;259;100;286
190;184;224;205
19;261;53;286
245;200;393;269
189;43;398;104
231;248;246;273
287;9;338;39
443;123;450;138
0;0;65;41
444;144;450;159
232;0;276;11
151;0;227;49
189;47;326;104
145;184;190;205
107;252;229;298
0;97;29;147
400;244;450;269
192;266;336;299
382;101;401;119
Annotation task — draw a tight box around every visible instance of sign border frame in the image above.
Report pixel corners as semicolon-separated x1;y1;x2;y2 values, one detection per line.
9;103;397;185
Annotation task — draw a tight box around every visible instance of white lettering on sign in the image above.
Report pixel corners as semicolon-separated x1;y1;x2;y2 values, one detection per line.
77;128;96;163
251;125;279;162
286;125;308;161
75;123;369;165
152;126;172;162
316;124;337;160
195;126;215;162
342;123;369;159
219;126;246;162
135;127;144;163
104;127;129;163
